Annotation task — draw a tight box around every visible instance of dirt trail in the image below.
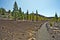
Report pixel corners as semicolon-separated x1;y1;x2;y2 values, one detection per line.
36;22;51;40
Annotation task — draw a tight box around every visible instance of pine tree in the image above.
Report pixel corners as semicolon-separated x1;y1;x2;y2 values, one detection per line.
30;14;32;21
18;8;22;20
13;1;18;11
22;12;24;20
13;1;18;20
36;10;38;21
26;10;29;20
31;11;34;21
0;8;6;15
19;8;22;13
8;10;11;18
30;14;31;21
55;12;58;22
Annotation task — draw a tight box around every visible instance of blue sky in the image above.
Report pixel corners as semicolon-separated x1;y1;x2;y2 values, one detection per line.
0;0;60;17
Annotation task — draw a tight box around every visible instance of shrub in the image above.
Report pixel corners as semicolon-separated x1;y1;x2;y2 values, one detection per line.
50;22;52;26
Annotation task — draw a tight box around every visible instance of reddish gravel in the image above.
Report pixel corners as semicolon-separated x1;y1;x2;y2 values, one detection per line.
0;20;45;40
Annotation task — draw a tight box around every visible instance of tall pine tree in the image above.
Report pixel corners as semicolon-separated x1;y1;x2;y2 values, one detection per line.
13;1;18;20
55;12;58;22
26;10;29;20
18;8;22;20
32;11;34;21
36;10;38;21
13;1;18;11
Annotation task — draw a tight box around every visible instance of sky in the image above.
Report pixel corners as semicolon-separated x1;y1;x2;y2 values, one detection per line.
0;0;60;17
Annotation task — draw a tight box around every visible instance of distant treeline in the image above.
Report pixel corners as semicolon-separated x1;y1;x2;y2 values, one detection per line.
0;1;59;21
